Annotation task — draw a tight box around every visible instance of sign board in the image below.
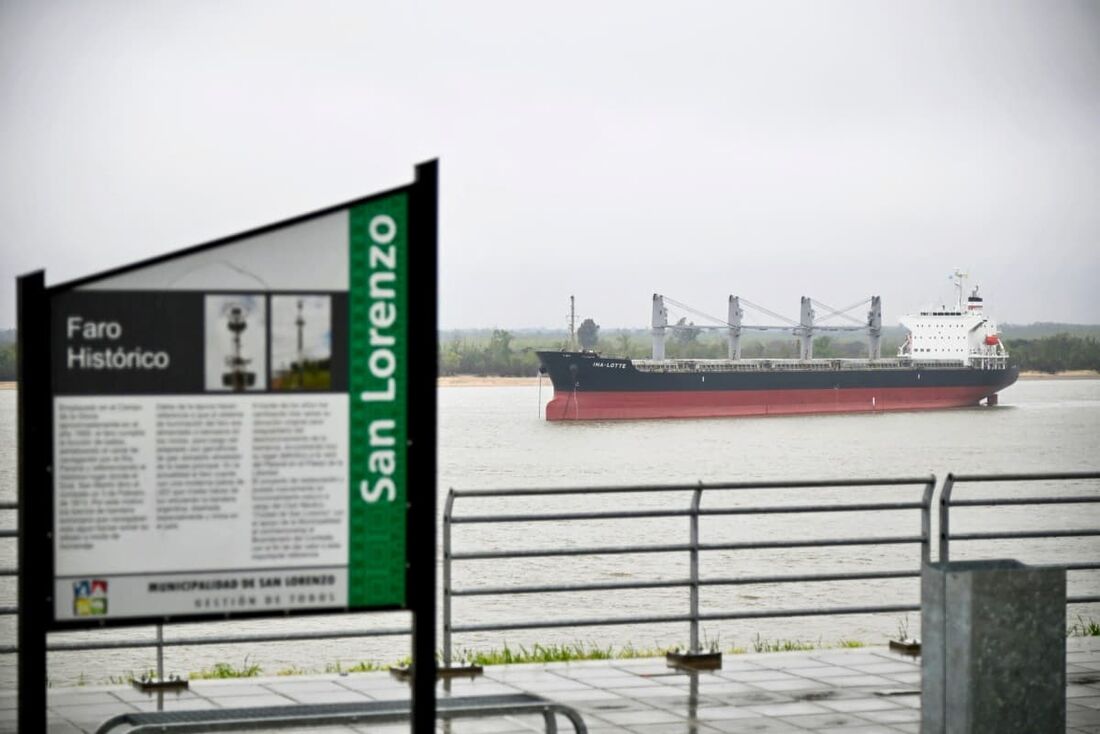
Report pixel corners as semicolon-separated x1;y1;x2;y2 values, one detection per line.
21;163;436;629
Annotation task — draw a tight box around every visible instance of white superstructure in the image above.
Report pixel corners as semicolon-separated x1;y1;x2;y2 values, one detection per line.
897;271;1008;368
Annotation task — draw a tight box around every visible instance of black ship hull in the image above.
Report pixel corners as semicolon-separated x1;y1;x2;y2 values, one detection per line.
536;351;1019;421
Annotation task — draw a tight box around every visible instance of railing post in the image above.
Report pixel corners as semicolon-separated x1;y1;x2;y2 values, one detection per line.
939;474;955;563
921;476;935;566
442;489;455;669
156;623;164;683
689;483;702;654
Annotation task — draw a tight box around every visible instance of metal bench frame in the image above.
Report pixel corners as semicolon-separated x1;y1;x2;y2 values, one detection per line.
94;693;588;733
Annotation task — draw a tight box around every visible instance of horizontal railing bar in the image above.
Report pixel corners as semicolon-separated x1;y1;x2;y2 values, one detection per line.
0;568;15;576
452;579;691;596
700;536;923;551
0;530;16;539
452;502;924;525
0;607;15;615
702;570;919;585
452;569;922;597
453;614;690;632
947;529;1100;541
42;627;411;653
949;496;1100;507
0;646;13;654
0;503;16;511
699;604;919;621
948;471;1100;483
453;509;691;524
1069;596;1100;604
700;503;922;516
450;476;935;498
452;544;689;560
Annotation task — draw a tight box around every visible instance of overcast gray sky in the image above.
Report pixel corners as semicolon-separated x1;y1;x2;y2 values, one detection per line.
2;1;1098;331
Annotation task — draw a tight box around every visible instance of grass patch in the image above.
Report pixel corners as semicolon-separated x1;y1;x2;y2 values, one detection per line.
1069;616;1100;637
458;642;669;666
190;659;262;680
744;635;867;654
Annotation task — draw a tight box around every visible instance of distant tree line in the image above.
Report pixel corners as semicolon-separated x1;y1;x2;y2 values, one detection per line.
1;329;1098;383
0;342;13;381
1006;334;1100;374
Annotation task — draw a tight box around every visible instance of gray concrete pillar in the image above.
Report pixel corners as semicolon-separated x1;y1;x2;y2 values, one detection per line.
921;559;1066;734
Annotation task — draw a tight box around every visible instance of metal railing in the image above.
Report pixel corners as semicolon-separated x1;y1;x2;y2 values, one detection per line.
939;470;1100;605
2;472;1098;677
442;476;935;667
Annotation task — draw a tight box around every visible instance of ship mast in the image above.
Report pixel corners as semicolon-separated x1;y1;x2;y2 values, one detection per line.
568;295;576;350
952;269;969;313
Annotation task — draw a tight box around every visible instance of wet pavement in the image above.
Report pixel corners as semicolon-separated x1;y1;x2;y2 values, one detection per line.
19;637;1100;733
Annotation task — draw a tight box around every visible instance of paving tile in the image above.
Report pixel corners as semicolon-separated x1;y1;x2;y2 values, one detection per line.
693;705;768;721
1067;683;1100;699
742;700;830;717
810;654;894;666
775;711;865;728
639;694;720;712
45;724;85;734
286;689;375;705
845;661;917;675
697;718;806;733
442;714;545;733
719;670;804;683
130;696;226;713
1067;707;1100;727
549;688;628;703
626;723;725;734
816;696;901;714
594;708;685;726
710;691;793;707
856;707;921;724
707;660;768;672
885;694;921;709
748;677;821;692
795;665;864;679
612;685;695;700
264;679;354;695
209;693;299;708
882;671;921;686
817;725;905;733
49;702;139;731
47;690;125;706
815;675;897;688
689;681;759;695
437;680;525;697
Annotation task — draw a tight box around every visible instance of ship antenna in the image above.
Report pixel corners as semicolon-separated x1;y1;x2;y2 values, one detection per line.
952;269;968;313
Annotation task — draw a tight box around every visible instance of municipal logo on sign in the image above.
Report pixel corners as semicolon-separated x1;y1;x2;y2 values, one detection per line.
73;579;108;616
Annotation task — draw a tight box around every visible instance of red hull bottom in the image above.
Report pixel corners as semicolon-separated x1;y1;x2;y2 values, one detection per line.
545;386;999;421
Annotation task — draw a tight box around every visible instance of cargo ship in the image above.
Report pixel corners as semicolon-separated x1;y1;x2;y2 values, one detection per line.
537;275;1018;421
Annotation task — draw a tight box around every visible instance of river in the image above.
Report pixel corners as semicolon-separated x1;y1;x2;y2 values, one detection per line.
0;378;1098;686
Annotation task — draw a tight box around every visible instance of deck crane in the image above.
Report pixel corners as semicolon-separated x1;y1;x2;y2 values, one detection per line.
652;293;882;361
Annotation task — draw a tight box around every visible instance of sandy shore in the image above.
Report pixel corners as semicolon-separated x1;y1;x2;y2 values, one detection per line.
1019;370;1099;380
438;375;539;387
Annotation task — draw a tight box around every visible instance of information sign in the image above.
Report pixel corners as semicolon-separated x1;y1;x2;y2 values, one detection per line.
23;166;435;628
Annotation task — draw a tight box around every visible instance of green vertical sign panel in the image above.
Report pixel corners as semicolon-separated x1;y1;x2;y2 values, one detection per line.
348;192;408;608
